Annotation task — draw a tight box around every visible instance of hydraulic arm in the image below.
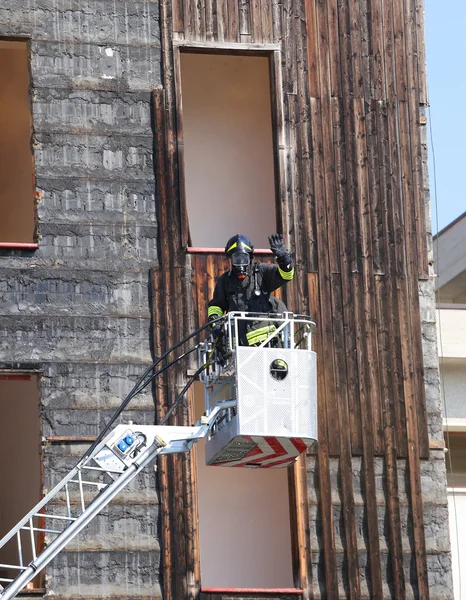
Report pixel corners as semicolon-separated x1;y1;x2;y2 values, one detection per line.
0;402;235;600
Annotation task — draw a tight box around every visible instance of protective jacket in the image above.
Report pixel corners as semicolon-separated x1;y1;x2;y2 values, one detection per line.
207;260;294;317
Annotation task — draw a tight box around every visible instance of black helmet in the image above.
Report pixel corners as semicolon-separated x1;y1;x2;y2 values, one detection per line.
225;234;254;256
225;234;254;279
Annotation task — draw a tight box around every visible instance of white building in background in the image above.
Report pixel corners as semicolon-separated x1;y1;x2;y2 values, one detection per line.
434;210;466;599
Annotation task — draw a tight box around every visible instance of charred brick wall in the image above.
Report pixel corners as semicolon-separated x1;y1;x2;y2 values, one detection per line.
0;1;162;597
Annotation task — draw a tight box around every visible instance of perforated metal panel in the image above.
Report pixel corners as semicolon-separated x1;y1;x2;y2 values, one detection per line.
235;346;317;440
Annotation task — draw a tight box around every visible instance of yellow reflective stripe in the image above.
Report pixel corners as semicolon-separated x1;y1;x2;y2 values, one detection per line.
227;241;252;253
208;306;223;318
278;266;294;280
246;325;276;343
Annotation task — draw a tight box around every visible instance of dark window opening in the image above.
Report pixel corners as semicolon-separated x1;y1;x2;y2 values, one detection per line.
0;40;36;246
192;382;295;589
0;374;43;590
179;52;277;250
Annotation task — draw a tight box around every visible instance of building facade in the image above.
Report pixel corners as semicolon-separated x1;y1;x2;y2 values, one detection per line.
434;212;466;599
0;0;454;598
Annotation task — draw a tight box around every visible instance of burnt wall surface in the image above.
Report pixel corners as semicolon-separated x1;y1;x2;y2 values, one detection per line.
0;1;162;597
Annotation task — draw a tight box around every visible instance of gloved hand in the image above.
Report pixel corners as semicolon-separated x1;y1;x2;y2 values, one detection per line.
211;323;224;341
268;233;288;260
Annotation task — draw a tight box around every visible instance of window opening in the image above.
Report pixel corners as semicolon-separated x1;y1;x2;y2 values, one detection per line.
192;381;294;589
0;40;36;246
179;52;277;249
0;374;43;590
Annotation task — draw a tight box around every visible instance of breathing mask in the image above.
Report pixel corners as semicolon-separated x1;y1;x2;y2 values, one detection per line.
231;251;250;279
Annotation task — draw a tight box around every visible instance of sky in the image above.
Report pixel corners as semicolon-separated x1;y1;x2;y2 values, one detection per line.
424;0;466;234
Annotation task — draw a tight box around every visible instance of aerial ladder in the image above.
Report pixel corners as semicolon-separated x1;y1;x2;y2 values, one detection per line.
0;312;317;600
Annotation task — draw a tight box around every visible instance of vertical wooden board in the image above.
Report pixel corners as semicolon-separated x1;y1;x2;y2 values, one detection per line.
392;0;408;101
374;275;406;598
366;101;384;275
173;50;190;248
250;0;262;42
227;0;240;41
199;0;207;40
205;0;214;39
284;95;298;299
347;0;364;99
336;0;353;98
294;51;315;278
353;97;384;454
314;0;340;275
314;0;330;96
188;449;201;598
173;454;188;597
383;426;406;600
398;104;429;455
352;0;369;100
404;0;428;279
414;0;428;104
172;0;185;33
271;0;281;44
374;100;408;456
351;273;383;599
239;0;251;38
393;101;429;456
282;0;297;94
184;0;202;39
336;3;359;275
206;254;218;316
331;97;363;454
185;417;201;598
369;0;385;100
288;456;313;598
330;273;360;599
325;0;341;99
398;101;418;278
215;0;228;42
193;255;205;326
293;26;313;297
260;0;273;43
308;273;338;600
152;267;174;600
374;100;392;276
160;3;183;267
304;0;319;97
382;0;396;100
310;96;340;457
191;255;202;328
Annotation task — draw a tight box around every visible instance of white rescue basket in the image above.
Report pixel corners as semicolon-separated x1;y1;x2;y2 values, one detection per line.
199;312;318;468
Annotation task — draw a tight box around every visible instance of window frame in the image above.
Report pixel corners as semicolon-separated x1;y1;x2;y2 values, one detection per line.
172;42;284;253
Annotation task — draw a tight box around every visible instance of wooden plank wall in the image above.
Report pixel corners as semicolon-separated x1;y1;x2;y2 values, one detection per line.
151;0;432;597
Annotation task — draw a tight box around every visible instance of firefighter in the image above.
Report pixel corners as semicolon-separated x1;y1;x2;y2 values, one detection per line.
207;233;294;346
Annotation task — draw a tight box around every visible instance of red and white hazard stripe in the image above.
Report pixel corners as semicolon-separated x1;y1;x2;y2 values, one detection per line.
214;435;308;468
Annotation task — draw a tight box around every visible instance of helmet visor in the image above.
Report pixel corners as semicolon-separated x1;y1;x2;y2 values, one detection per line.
231;252;250;268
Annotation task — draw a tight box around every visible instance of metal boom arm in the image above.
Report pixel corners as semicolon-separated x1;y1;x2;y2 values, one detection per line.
0;401;235;600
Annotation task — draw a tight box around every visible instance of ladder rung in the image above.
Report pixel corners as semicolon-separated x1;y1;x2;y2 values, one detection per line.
0;564;26;571
84;465;123;474
69;479;107;488
0;577;14;583
34;513;76;522
21;526;62;535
